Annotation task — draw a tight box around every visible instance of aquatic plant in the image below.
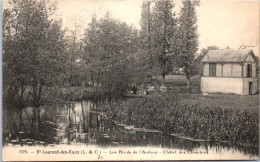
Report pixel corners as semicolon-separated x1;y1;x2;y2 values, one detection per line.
102;93;259;147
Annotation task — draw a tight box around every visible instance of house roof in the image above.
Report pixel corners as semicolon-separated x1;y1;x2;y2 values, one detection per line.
201;49;255;63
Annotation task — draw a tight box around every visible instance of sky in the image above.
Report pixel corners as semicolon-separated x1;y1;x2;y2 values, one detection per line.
56;0;259;55
3;0;260;55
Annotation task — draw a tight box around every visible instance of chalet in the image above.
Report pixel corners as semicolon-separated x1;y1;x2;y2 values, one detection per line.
201;49;258;95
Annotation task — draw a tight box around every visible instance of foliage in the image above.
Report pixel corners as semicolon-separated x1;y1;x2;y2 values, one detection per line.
174;0;199;91
102;93;259;146
3;0;68;109
139;0;177;86
137;1;154;84
82;13;139;95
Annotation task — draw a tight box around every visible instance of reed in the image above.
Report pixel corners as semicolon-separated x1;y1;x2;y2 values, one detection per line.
103;93;259;146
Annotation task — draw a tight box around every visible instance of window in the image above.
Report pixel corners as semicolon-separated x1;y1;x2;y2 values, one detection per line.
209;63;216;77
247;64;252;78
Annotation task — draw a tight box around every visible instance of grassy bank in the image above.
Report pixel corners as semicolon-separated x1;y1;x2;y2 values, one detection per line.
32;85;101;105
101;93;259;146
154;75;200;86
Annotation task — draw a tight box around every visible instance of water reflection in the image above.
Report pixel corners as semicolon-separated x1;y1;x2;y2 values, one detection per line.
3;100;258;159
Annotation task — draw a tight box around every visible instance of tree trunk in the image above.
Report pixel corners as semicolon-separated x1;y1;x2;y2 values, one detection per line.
101;72;103;85
37;108;41;129
19;108;23;131
89;113;93;127
147;1;152;68
80;101;85;131
91;72;94;86
161;72;166;86
35;107;41;140
101;72;104;94
68;104;72;128
37;82;42;104
161;2;167;88
31;107;36;138
97;72;100;87
186;74;191;93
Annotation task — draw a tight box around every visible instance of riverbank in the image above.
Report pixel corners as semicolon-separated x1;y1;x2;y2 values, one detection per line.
101;93;259;147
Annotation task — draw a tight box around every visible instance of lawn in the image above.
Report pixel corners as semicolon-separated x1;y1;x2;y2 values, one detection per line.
154;75;201;86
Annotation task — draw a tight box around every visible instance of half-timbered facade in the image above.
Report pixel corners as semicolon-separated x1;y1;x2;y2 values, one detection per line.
201;49;258;95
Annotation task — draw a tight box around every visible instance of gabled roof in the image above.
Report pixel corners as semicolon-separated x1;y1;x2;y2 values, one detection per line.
201;49;255;63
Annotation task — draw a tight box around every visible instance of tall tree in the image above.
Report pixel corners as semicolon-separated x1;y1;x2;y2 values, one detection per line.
176;0;199;92
3;0;67;137
151;0;177;87
140;1;153;65
83;13;138;96
139;1;154;83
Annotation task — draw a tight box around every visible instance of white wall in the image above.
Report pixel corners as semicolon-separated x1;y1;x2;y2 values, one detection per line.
201;77;244;94
203;63;244;78
245;54;254;62
252;63;256;78
232;64;242;77
223;64;232;77
242;78;258;94
244;53;256;78
203;63;209;76
216;64;222;77
243;62;256;78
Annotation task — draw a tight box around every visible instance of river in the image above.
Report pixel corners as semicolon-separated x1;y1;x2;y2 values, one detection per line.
2;100;259;160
